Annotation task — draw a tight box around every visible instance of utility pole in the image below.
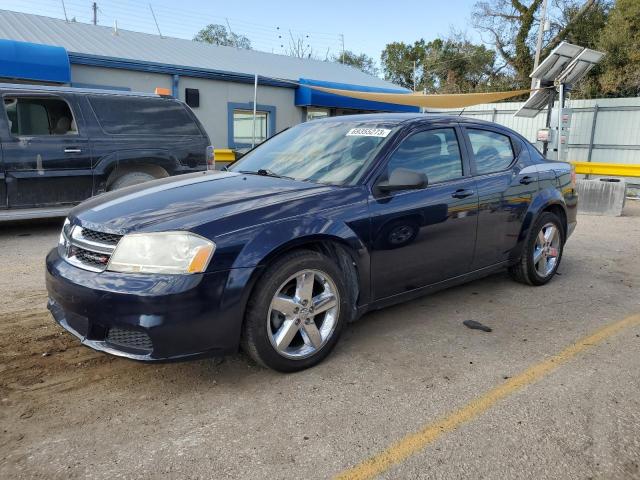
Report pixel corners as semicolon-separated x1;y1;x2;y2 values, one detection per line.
92;2;97;25
149;4;163;38
339;34;345;63
531;0;549;90
61;0;69;22
413;60;417;92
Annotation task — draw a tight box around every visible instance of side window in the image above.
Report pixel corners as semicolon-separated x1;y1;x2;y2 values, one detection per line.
467;129;515;175
385;128;463;184
3;96;78;136
88;96;201;136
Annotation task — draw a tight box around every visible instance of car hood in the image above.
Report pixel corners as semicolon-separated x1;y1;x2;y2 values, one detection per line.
71;171;343;234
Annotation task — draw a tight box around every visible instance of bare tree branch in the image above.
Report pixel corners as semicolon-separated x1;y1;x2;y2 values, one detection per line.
543;0;598;54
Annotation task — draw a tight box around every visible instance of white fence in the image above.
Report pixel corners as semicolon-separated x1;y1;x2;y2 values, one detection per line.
433;96;640;167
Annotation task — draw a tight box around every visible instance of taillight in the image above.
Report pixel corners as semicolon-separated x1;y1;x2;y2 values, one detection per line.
570;165;577;187
206;146;214;170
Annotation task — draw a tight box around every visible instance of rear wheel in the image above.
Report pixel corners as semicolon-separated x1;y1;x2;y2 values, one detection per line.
509;211;564;286
241;250;350;372
108;171;156;190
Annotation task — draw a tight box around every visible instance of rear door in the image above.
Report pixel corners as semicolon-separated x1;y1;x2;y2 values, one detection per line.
461;125;538;269
2;93;93;208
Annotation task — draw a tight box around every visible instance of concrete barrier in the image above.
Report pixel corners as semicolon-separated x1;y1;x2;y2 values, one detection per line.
576;179;626;216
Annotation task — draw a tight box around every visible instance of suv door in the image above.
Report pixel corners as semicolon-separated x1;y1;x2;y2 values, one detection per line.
368;125;479;300
2;93;93;208
461;125;538;269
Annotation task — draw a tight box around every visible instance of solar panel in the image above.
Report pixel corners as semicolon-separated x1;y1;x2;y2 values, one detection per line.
516;42;604;118
530;42;584;84
514;89;553;118
557;48;605;85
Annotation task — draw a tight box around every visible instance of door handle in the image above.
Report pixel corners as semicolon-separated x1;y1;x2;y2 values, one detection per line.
519;176;534;185
64;148;82;153
452;189;474;199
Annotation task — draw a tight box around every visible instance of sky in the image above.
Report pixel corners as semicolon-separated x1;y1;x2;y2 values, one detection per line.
2;0;481;62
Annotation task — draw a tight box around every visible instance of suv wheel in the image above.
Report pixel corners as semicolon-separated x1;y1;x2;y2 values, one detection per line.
241;250;350;372
509;211;565;286
108;171;156;190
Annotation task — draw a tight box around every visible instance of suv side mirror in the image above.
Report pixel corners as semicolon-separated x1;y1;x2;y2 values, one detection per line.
377;168;428;192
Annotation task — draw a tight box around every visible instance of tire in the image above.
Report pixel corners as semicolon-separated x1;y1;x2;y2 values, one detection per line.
108;171;156;190
509;211;565;286
241;250;351;372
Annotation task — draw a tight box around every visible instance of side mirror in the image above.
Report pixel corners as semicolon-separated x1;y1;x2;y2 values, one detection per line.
376;168;428;193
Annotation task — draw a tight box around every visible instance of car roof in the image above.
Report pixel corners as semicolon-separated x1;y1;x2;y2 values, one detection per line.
313;112;504;129
0;82;161;98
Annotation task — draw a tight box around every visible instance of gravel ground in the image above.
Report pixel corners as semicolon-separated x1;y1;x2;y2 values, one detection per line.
1;203;639;479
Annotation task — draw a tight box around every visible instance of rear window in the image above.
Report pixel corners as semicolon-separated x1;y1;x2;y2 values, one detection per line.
89;96;201;136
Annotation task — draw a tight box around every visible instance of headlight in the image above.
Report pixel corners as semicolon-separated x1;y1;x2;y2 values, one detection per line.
107;232;215;274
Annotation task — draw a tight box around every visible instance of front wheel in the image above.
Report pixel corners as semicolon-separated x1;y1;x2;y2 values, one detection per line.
509;211;565;286
241;250;350;372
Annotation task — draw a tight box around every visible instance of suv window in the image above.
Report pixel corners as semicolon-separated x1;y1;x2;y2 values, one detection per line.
4;97;78;136
89;96;201;136
467;129;515;174
385;128;463;184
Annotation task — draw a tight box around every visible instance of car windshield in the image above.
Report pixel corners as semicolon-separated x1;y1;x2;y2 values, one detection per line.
228;120;398;185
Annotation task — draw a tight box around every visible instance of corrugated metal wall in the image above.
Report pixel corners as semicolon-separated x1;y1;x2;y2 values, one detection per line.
435;97;640;168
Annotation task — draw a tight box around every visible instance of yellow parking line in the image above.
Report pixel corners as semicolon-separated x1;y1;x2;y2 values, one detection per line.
335;313;640;480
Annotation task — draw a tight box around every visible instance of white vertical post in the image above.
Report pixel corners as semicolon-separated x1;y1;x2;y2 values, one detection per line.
531;0;549;91
252;74;258;148
557;83;564;162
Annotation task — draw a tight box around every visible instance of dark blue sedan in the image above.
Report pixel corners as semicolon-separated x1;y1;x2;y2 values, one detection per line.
46;114;577;371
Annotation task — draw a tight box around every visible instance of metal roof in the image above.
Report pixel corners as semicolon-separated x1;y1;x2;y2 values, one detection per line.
0;10;398;89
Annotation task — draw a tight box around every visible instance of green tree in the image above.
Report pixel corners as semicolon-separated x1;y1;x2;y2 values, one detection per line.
596;0;640;96
194;24;252;49
381;37;506;93
334;50;379;77
380;40;427;90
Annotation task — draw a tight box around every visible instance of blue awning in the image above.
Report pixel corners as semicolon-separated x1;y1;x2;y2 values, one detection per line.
295;78;419;113
0;39;70;84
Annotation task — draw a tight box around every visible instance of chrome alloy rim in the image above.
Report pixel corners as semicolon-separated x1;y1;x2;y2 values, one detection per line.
267;269;340;359
533;222;561;278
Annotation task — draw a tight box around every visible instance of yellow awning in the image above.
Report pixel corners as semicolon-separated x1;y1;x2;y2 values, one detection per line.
307;85;537;109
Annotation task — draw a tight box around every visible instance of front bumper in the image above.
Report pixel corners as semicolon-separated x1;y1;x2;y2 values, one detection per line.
46;247;249;361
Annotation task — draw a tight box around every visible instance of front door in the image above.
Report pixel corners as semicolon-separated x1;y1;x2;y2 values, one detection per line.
2;94;93;208
368;126;479;300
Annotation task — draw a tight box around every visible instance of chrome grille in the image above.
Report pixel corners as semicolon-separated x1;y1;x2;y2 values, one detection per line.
61;225;122;272
79;228;121;246
106;327;153;352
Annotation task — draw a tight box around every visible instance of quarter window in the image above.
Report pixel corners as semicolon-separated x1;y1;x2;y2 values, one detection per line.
467;129;515;174
233;109;268;145
385;128;463;184
89;96;201;136
4;97;78;136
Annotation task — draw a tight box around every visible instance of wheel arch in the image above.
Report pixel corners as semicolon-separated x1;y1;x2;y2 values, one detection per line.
510;190;569;264
246;234;364;320
93;150;179;192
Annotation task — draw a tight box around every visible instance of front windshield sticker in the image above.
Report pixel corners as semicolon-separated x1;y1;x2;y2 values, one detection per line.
346;128;392;138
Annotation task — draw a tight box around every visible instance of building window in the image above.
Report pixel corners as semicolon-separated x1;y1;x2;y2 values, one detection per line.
306;108;329;122
233;109;268;145
4;96;78;136
227;102;276;148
